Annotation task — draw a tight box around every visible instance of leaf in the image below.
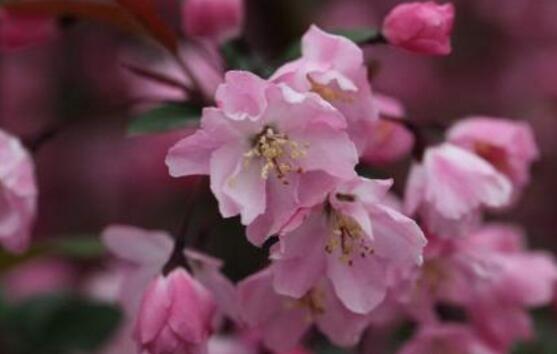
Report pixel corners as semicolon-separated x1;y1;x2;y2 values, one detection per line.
128;103;202;135
48;236;105;260
332;28;382;44
115;0;178;53
0;294;122;354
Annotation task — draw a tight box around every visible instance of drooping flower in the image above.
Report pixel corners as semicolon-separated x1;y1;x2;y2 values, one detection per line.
182;0;244;42
166;71;358;245
360;94;415;165
446;116;539;191
271;25;378;155
238;267;370;353
0;9;56;51
272;177;427;314
0;129;37;253
397;324;500;354
135;268;216;354
404;143;512;237
382;2;455;55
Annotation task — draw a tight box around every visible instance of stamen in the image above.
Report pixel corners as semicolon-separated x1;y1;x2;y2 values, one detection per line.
326;211;374;266
244;127;307;184
308;75;354;103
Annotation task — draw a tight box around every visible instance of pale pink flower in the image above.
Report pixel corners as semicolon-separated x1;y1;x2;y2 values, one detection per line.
238;267;370;353
404;143;512;237
383;2;455;55
166;71;358;245
0;129;37;253
0;9;56;50
135;268;216;354
398;324;500;354
182;0;244;42
272;177;426;314
271;25;378;155
361;94;415;165
447;117;539;190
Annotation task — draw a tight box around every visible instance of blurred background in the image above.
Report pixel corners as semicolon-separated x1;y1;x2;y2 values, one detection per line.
1;0;556;353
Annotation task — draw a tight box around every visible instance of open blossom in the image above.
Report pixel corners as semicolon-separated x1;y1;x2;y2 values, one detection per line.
404;143;512;237
361;94;415;165
447;117;539;191
238;267;370;353
272;177;426;314
135;268;216;354
382;2;455;55
398;324;500;354
272;25;378;155
166;71;358;245
0;9;56;51
0;129;37;253
182;0;244;42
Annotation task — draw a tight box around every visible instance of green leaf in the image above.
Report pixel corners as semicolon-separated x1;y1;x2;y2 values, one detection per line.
0;294;122;354
48;236;105;260
128;103;201;135
332;28;381;44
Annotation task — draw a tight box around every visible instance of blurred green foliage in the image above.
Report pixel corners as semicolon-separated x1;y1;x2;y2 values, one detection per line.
128;103;201;135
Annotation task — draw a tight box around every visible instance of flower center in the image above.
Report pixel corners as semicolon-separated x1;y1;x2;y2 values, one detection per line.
474;141;511;176
308;75;353;103
244;126;307;183
325;211;373;266
298;288;326;318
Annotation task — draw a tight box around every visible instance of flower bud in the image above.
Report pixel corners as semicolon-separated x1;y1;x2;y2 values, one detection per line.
0;9;56;51
135;268;216;354
182;0;244;42
382;2;455;55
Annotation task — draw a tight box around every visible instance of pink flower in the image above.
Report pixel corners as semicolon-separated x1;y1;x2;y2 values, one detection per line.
447;117;539;190
272;177;426;314
238;267;370;352
0;9;56;51
182;0;244;42
398;324;500;354
271;25;378;155
166;71;358;245
0;129;37;253
382;2;455;55
360;94;415;165
135;268;216;354
404;143;512;237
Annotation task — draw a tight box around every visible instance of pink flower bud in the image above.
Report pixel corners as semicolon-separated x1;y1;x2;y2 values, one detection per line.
0;129;37;254
0;9;56;51
382;2;455;55
182;0;244;42
135;268;216;354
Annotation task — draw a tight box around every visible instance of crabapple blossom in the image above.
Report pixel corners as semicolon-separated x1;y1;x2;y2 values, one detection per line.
0;129;37;253
447;116;539;191
404;143;512;237
0;9;56;51
238;267;370;353
272;25;378;155
182;0;244;42
135;268;216;354
382;2;455;55
397;324;500;354
272;177;426;314
166;71;358;245
361;94;415;165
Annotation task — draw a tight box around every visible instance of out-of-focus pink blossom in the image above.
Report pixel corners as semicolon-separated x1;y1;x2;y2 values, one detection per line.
404;143;512;237
447;117;539;190
166;71;358;246
2;258;75;301
0;129;37;253
361;94;415;164
272;177;426;314
135;268;216;354
238;267;370;353
382;2;455;55
272;25;378;155
182;0;244;42
0;9;56;51
397;324;500;354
